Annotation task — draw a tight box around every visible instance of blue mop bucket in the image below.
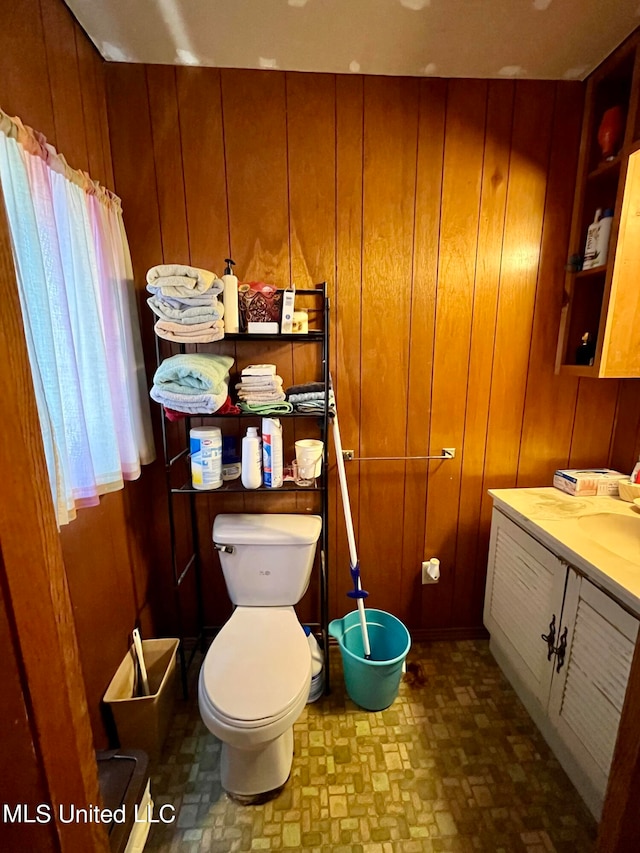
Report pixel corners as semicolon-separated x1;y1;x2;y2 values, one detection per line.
329;609;411;711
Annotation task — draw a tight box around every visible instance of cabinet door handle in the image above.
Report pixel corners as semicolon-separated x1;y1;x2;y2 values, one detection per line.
541;614;556;661
555;626;568;673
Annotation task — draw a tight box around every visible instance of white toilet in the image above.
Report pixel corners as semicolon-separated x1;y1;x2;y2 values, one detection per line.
198;513;322;802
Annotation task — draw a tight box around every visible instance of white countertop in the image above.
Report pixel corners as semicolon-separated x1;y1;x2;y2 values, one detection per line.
489;487;640;616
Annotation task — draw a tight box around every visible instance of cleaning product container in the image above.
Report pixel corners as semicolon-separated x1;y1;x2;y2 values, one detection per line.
329;609;410;711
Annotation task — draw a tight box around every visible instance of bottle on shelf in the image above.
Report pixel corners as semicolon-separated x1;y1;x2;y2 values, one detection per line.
582;209;603;270
575;332;596;366
241;426;262;489
596;208;614;266
222;435;241;482
222;258;239;334
262;417;283;488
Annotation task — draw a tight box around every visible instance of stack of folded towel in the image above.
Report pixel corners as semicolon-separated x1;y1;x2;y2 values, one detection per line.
150;353;234;416
147;264;225;343
235;364;293;414
286;381;335;414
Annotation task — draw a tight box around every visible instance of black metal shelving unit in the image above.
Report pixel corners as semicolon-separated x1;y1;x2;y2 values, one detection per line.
153;285;331;696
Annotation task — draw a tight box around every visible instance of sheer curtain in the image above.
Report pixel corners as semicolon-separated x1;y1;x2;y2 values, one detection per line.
0;110;155;525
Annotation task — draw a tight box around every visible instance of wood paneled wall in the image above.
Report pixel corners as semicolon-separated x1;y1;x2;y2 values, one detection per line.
105;65;634;637
0;0;168;748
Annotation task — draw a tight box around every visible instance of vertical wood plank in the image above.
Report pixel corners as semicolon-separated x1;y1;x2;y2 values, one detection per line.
453;80;514;629
39;0;89;172
0;0;55;141
517;82;583;490
75;28;107;186
569;378;620;466
423;79;487;630
92;47;115;191
400;78;446;627
176;67;230;271
610;380;640;474
221;69;290;285
359;76;418;616
0;576;59;853
334;75;364;618
146;65;190;264
479;81;556;544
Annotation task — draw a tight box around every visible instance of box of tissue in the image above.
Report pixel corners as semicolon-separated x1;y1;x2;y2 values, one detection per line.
553;468;624;496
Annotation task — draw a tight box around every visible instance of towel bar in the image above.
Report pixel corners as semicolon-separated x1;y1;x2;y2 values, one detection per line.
342;448;455;461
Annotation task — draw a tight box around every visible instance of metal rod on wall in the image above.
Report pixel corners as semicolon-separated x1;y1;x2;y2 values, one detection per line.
342;448;456;462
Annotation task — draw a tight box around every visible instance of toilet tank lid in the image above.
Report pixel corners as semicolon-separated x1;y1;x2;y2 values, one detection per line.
213;513;322;546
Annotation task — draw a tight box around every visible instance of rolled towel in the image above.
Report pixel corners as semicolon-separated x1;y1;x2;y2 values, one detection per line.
146;264;223;295
152;353;233;395
154;319;224;344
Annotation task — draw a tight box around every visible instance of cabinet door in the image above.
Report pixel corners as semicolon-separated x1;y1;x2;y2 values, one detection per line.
548;570;639;812
484;509;567;707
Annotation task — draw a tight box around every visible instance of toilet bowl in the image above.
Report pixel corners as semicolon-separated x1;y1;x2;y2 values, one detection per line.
199;607;312;798
198;513;322;801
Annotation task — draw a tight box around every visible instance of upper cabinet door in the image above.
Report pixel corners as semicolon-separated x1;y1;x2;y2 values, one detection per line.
548;570;639;817
484;509;567;708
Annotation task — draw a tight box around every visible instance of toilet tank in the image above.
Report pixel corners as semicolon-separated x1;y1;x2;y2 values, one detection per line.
212;514;322;606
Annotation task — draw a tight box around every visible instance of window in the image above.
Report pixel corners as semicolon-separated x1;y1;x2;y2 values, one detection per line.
0;111;154;525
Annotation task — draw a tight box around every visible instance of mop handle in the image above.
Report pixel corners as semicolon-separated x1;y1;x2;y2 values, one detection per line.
331;403;371;659
331;409;358;568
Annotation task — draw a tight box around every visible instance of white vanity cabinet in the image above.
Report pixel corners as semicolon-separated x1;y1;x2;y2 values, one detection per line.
484;508;639;819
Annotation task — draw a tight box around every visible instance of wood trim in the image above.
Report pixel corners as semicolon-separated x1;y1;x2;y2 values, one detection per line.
0;196;108;851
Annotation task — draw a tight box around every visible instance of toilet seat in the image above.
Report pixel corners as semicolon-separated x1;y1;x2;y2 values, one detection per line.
201;606;311;727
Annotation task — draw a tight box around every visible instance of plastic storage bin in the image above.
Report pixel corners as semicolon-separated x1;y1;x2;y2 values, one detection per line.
104;638;179;762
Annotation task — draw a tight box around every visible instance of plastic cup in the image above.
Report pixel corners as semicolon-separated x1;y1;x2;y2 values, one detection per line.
293;460;314;487
295;439;323;482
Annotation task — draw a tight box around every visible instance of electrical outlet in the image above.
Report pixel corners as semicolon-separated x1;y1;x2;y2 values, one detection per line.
422;559;440;584
342;449;354;461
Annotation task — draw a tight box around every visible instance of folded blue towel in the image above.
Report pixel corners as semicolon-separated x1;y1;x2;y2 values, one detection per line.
152;353;233;395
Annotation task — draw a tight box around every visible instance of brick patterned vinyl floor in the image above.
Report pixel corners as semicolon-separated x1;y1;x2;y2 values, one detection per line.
144;639;596;853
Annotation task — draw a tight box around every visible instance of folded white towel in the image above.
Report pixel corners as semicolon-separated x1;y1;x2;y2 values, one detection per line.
146;264;222;292
237;391;286;402
147;296;224;324
235;376;283;390
154;319;224;344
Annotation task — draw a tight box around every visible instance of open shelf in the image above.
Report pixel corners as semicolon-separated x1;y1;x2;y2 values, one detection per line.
556;32;640;377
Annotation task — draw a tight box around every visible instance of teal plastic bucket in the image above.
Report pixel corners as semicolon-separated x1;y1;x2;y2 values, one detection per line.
329;609;411;711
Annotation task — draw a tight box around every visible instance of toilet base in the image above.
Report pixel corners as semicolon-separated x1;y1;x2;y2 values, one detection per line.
220;726;294;800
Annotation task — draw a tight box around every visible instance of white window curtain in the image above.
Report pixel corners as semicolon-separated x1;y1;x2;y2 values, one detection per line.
0;110;155;526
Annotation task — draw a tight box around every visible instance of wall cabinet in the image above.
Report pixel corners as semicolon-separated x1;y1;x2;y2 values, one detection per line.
556;31;640;377
484;509;638;818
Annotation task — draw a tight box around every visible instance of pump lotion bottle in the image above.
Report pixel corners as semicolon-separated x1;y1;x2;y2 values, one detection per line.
222;258;239;334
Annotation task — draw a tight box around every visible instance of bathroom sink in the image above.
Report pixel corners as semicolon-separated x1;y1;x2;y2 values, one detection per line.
577;513;640;564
